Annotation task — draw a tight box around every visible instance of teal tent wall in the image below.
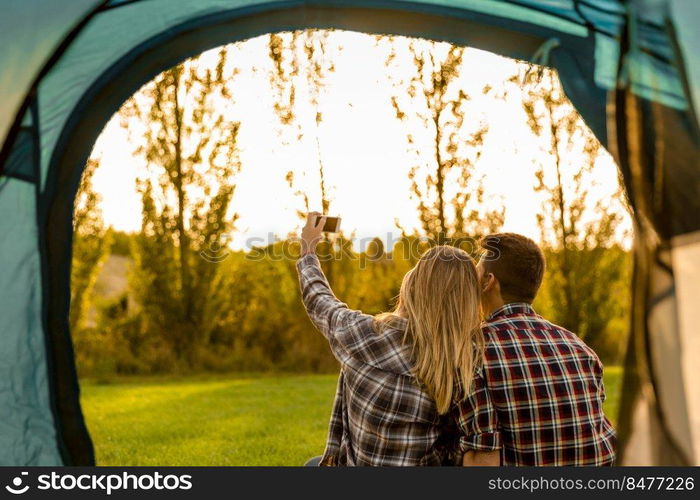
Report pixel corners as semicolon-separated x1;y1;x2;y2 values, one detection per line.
1;0;698;465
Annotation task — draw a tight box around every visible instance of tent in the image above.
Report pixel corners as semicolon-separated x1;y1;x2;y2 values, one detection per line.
0;0;698;466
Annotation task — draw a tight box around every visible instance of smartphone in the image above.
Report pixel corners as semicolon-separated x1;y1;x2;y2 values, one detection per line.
315;215;341;233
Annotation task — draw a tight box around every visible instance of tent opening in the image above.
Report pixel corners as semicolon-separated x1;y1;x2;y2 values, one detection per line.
68;30;633;465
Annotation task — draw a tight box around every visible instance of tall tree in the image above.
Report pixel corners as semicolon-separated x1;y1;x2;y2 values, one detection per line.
267;30;355;291
71;157;110;333
119;48;242;366
268;30;338;215
520;67;631;361
383;38;505;245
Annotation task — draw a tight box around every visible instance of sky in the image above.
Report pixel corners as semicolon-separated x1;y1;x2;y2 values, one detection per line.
88;30;631;250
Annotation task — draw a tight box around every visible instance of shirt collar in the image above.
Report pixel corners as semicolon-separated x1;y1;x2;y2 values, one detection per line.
486;302;537;322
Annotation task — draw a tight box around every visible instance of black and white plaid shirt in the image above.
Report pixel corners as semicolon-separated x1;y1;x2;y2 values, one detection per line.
297;253;498;466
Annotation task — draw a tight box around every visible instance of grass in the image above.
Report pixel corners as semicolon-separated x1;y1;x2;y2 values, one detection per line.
81;368;622;466
603;365;622;427
81;374;337;466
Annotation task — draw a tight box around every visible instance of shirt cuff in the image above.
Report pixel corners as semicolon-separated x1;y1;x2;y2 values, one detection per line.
297;252;320;270
459;431;502;452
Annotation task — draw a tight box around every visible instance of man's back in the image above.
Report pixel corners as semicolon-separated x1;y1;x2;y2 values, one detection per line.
479;303;616;466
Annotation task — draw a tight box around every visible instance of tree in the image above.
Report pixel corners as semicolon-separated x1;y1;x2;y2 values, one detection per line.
267;30;357;291
268;29;338;231
520;67;631;361
383;38;505;245
268;30;337;216
71;157;110;334
119;47;241;367
268;31;328;214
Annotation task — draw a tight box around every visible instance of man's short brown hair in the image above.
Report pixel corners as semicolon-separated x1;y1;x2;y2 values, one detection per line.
479;233;545;303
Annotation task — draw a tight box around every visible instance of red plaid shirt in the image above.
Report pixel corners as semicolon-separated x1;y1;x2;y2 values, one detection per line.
455;303;616;466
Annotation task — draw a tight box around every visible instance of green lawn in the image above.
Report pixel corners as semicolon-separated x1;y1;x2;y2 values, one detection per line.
81;368;622;466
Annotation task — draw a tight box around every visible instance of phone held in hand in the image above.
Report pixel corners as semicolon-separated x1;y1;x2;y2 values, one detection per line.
315;215;341;233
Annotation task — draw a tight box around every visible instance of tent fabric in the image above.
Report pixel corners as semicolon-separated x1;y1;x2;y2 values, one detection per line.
0;0;697;465
671;233;700;462
0;178;62;465
670;0;700;120
0;0;105;167
4;110;38;183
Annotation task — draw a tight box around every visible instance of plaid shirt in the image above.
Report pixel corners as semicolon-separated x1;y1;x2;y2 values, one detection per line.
297;254;497;466
455;303;617;466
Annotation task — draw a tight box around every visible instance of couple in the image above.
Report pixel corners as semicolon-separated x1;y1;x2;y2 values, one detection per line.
297;213;616;466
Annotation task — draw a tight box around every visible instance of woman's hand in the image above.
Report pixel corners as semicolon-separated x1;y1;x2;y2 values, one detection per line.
300;212;326;256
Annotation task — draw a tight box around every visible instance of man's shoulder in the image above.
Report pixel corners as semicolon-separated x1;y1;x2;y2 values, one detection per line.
481;312;551;337
483;311;576;335
481;315;600;362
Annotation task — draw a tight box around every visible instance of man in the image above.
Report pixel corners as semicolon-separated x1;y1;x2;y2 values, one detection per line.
455;233;616;466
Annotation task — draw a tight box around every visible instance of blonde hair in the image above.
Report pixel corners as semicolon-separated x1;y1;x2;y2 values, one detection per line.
376;245;484;414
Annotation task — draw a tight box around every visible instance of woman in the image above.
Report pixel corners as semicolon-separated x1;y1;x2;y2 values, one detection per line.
297;213;500;466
